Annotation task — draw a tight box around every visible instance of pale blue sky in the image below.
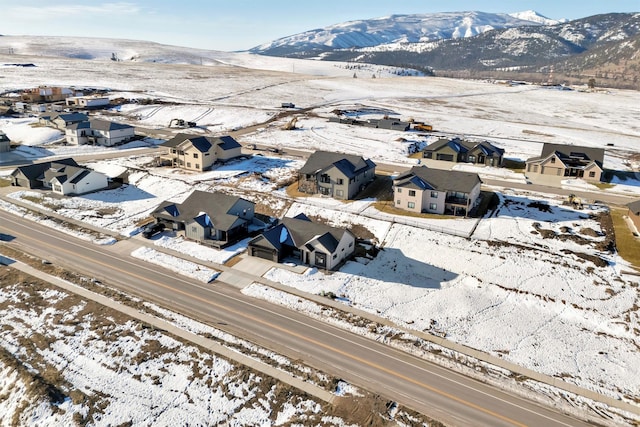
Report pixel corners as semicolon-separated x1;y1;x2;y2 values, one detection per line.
1;1;638;51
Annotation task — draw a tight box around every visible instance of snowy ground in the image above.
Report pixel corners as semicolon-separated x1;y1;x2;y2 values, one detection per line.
1;41;640;423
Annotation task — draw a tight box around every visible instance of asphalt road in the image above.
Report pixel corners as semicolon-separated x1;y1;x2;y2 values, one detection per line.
0;210;598;427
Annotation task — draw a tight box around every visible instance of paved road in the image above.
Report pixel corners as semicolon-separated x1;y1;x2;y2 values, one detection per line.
0;210;599;427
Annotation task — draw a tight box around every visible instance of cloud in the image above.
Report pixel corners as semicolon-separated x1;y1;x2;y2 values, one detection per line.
8;2;143;19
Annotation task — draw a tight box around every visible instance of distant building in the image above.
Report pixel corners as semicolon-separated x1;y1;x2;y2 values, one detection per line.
423;137;504;167
393;166;482;217
0;131;10;153
66;119;135;146
297;150;376;200
627;200;640;233
39;112;88;130
160;133;242;171
65;95;110;109
21;86;73;103
248;213;355;270
525;143;604;185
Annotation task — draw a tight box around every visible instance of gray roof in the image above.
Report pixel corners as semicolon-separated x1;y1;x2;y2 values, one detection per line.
299;150;376;178
628;200;640;215
425;137;504;156
394;166;482;193
12;158;79;180
44;165;88;184
88;118;134;131
153;190;253;231
251;213;348;253
51;112;88;123
161;133;239;152
540;143;604;163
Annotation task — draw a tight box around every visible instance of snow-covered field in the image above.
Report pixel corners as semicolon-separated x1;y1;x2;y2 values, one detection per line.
1;38;640;424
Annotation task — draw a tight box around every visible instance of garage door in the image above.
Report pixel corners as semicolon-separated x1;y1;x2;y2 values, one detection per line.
251;246;276;262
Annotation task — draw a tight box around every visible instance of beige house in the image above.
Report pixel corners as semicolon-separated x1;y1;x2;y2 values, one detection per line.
525;144;604;185
297;151;376;200
393;166;482;217
248;213;355;270
160;133;242;171
628;200;640;234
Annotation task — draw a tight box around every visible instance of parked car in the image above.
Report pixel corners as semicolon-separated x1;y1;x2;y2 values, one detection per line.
142;222;165;239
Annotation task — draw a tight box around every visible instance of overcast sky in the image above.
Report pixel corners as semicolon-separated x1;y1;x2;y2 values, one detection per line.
1;1;638;51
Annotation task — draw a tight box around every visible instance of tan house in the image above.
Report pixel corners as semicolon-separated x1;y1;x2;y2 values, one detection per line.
297;151;376;200
65;119;135;146
393;166;482;217
628;200;640;234
160;133;242;171
248;213;355;270
525;144;604;185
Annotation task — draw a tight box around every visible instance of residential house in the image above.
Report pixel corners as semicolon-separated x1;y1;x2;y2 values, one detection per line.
248;213;355;270
39;112;88;130
422;137;504;167
10;158;108;195
160;133;242;171
45;164;109;196
21;86;73;103
66;119;135;146
151;190;255;247
297;150;376;200
525;143;604;184
0;131;10;153
393;166;482;217
627;199;640;233
10;158;80;189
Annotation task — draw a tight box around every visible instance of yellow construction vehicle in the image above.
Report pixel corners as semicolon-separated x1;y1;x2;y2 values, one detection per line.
568;194;583;209
283;117;298;130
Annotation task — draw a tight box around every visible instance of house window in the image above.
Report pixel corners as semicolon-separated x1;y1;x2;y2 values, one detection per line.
397;188;401;193
320;187;331;196
333;254;337;259
408;190;416;197
337;178;344;185
468;155;476;163
430;191;438;198
336;189;344;197
550;157;555;163
408;202;415;209
191;226;197;233
396;199;400;205
320;174;330;183
193;153;199;159
178;150;184;155
533;165;538;172
589;171;596;178
429;203;437;210
196;164;200;169
171;149;177;154
187;162;191;168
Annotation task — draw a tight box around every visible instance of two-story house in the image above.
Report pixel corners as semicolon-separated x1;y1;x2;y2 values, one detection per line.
39;112;88;130
160;133;242;171
423;137;504;167
151;190;255;248
393;166;482;217
297;151;376;200
248;213;355;270
525;143;604;185
66;119;135;146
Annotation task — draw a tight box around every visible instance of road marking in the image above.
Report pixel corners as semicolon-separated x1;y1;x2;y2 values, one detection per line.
2;215;556;426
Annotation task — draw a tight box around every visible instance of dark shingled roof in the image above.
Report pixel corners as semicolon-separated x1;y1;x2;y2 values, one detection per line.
11;158;79;180
539;143;604;164
299;150;375;178
153;190;252;232
215;135;241;151
628;200;640;215
251;213;347;254
394;166;481;193
161;134;240;152
88;118;134;131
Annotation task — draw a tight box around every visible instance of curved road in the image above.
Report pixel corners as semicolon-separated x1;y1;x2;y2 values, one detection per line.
0;210;598;427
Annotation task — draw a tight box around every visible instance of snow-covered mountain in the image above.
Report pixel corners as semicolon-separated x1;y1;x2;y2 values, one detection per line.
250;11;559;56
